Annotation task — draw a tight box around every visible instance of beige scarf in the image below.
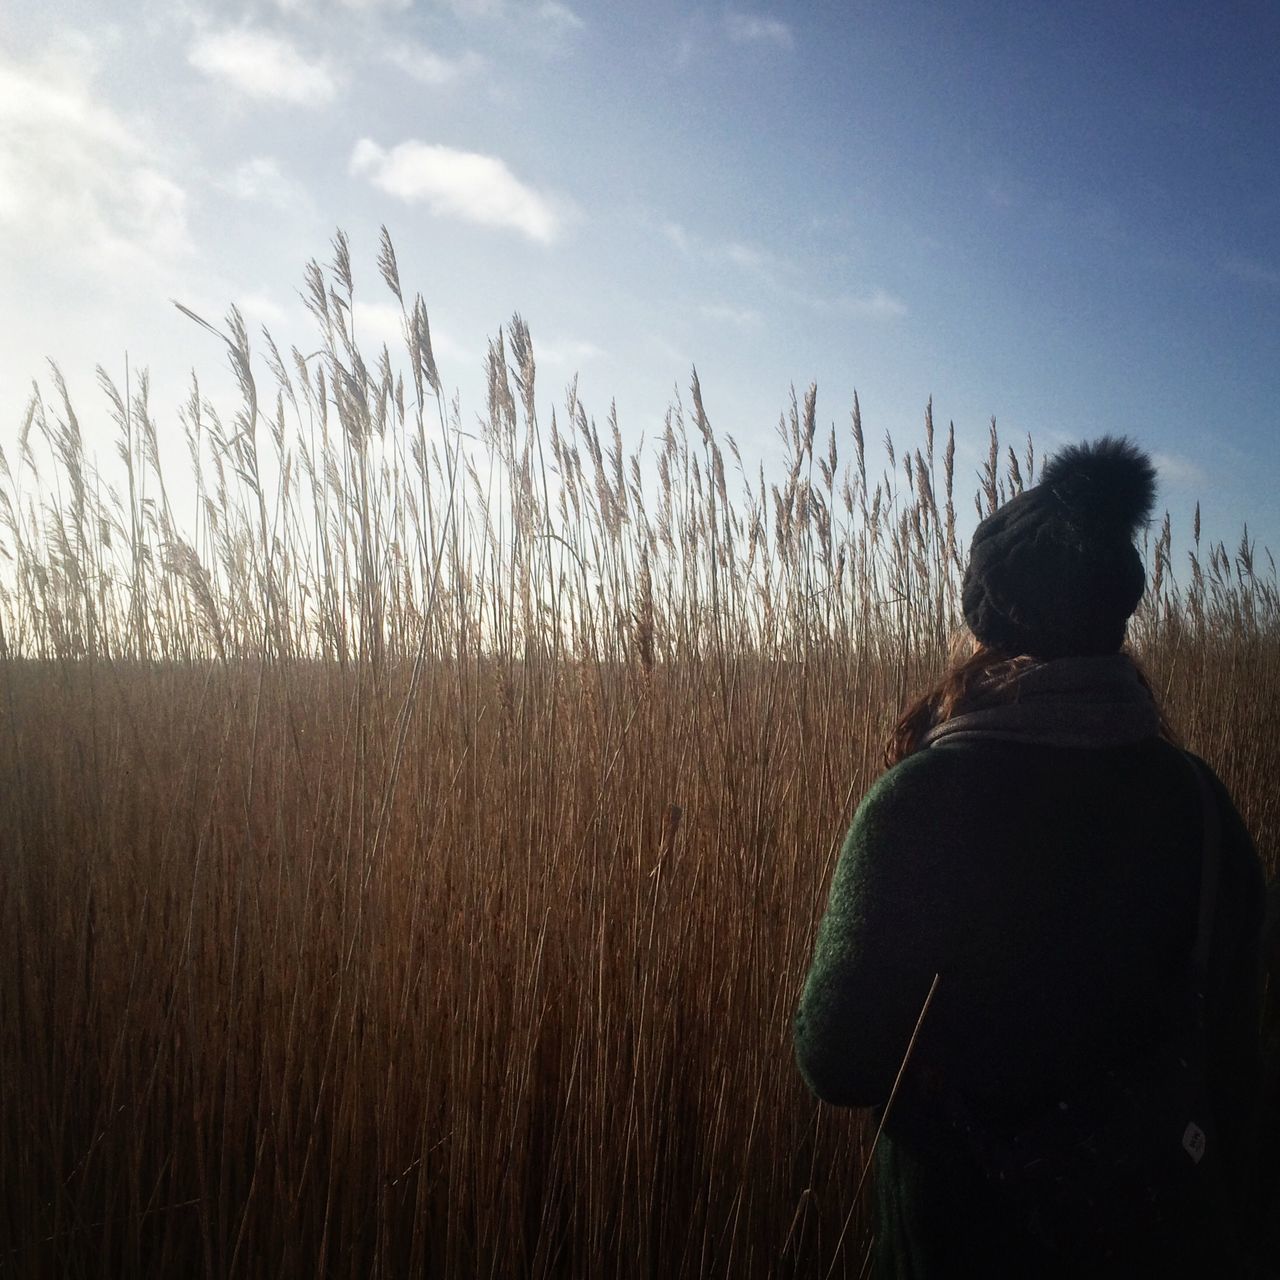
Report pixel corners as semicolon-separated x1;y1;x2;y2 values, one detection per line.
923;654;1162;751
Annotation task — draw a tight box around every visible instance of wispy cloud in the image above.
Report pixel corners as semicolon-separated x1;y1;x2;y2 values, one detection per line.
350;138;568;243
700;303;763;328
0;44;191;276
656;216;904;321
722;240;774;273
237;291;288;324
188;29;339;106
385;43;485;86
537;1;583;30
725;11;794;49
673;31;698;70
225;156;312;212
784;284;908;320
538;336;604;367
278;0;411;10
438;0;583;28
660;220;778;278
434;0;501;16
839;288;908;319
662;220;691;253
1152;452;1207;489
1222;255;1280;288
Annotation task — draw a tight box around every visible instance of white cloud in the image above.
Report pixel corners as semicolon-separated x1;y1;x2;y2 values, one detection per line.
0;45;192;276
386;43;485;86
700;303;763;328
725;11;794;48
0;48;136;157
350;138;567;243
1152;452;1207;489
188;29;339;106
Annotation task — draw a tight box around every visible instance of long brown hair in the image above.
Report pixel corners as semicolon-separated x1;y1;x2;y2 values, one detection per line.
884;636;1178;768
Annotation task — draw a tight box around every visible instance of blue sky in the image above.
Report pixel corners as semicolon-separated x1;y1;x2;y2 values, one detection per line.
2;0;1277;562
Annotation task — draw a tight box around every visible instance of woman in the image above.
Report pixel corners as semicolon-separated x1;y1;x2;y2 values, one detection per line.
793;438;1268;1278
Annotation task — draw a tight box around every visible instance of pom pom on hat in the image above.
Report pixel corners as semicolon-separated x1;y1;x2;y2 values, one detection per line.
962;436;1157;658
1039;437;1156;534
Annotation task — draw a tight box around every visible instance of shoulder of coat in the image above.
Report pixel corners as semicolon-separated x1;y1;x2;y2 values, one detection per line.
861;746;973;812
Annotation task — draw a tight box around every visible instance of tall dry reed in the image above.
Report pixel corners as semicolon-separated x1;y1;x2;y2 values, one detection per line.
1;230;1276;1277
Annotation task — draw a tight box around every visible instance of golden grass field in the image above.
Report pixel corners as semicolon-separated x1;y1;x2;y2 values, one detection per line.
2;232;1276;1277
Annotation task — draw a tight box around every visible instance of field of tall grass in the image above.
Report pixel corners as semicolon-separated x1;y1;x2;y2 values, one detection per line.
2;231;1276;1277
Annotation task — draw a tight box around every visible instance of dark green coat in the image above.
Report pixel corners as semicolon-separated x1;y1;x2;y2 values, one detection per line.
794;737;1266;1279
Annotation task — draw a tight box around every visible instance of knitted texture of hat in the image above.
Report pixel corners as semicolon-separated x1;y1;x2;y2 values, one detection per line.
962;437;1157;658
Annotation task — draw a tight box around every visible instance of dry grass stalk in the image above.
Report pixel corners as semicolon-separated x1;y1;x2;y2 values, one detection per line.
0;231;1276;1278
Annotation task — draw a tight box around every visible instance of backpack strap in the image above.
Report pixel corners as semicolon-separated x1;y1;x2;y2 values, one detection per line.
1184;752;1222;1014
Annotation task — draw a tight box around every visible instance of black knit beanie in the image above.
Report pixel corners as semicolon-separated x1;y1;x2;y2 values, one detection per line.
962;436;1157;658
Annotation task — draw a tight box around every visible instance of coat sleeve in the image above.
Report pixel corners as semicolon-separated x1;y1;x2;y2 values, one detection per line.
793;759;955;1109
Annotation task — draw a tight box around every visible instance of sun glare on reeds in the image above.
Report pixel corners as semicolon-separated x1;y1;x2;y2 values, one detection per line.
1;230;1276;1278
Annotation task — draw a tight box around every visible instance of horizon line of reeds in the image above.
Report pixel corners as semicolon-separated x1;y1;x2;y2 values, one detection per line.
1;228;1275;669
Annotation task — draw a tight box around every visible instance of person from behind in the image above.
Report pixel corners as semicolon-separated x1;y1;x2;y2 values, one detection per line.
794;438;1268;1278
